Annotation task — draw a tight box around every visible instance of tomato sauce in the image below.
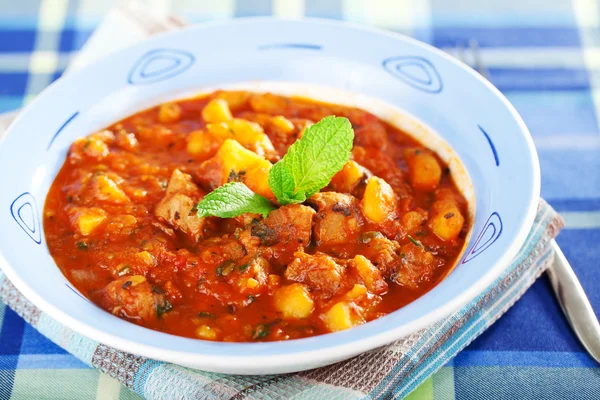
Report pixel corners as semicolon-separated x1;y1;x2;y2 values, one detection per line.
44;91;468;342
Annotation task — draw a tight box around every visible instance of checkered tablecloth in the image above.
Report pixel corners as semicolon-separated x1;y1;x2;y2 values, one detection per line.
0;1;599;399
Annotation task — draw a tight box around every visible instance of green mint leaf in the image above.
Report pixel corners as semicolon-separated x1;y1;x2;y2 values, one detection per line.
269;116;354;204
196;182;276;218
268;160;306;205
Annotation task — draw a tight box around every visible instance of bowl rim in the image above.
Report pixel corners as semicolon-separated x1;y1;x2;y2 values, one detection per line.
0;16;540;373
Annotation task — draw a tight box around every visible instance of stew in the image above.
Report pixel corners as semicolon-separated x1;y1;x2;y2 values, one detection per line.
44;91;468;342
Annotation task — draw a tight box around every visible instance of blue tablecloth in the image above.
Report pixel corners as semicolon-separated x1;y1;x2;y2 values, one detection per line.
0;1;598;398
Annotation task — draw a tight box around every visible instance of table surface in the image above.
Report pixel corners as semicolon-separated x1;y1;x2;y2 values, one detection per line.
0;1;599;399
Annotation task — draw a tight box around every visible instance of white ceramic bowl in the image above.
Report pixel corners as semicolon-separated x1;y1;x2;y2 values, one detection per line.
0;18;539;374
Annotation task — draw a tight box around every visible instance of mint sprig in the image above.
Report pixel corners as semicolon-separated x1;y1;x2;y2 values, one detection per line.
270;116;354;205
196;182;275;218
196;116;354;218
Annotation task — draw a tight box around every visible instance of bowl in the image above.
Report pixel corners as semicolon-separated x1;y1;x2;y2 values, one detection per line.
0;18;539;375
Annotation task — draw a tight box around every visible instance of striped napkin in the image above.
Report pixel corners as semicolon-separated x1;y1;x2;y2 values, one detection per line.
0;3;564;399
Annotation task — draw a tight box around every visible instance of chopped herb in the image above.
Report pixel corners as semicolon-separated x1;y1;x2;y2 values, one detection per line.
156;300;173;318
331;202;351;216
66;195;73;203
444;212;455;219
252;323;270;340
250;222;279;246
238;263;250;273
216;260;235;277
76;241;88;251
401;252;406;259
227;304;237;314
122;280;132;289
408;235;423;248
227;169;246;183
198;311;216;319
83;140;91;150
247;294;256;303
160;181;168;189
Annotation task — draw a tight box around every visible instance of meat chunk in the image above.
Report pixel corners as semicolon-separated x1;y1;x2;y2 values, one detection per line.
358;233;401;275
91;276;168;322
353;117;389;151
252;204;315;265
401;209;428;234
154;169;208;242
349;255;388;295
307;192;363;249
196;236;247;272
393;243;442;289
285;251;350;298
163;168;200;198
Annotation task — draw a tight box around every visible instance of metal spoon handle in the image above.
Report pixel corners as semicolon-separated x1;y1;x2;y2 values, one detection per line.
546;240;600;363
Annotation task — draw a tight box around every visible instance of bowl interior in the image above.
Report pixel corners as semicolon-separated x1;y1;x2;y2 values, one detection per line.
0;18;539;374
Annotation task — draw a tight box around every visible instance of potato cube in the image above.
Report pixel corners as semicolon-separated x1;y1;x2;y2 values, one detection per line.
345;284;368;300
246;278;259;289
202;99;233;123
116;130;138;151
321;301;364;332
196;325;218;340
72;207;107;236
215;91;250;111
274;283;314;319
158;102;182;123
249;93;288;114
135;251;156;267
215;139;274;200
429;202;465;241
74;135;110;160
207;119;275;157
186;130;222;159
243;162;273;201
404;148;442;191
268;274;281;288
362;176;396;223
271;116;295;134
330;160;367;193
93;175;130;204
